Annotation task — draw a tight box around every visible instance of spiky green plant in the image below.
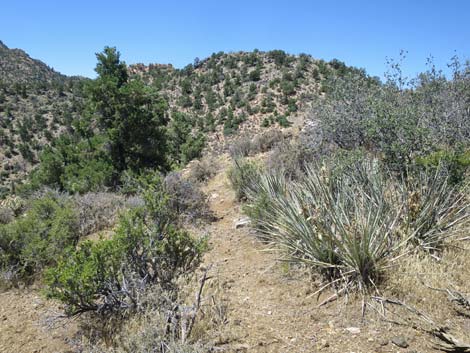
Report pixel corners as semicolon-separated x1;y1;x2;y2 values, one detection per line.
227;158;261;201
245;160;402;291
401;167;469;251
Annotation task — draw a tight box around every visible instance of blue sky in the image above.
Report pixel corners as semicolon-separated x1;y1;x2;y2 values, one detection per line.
1;0;469;79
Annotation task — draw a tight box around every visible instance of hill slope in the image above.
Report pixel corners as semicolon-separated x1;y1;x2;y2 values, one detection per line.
0;41;87;194
0;43;363;194
129;50;361;141
0;40;65;85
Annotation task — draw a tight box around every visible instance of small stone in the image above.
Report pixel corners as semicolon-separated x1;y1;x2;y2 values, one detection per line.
320;339;330;348
391;336;409;348
267;310;272;315
345;327;361;334
234;217;251;229
379;339;389;346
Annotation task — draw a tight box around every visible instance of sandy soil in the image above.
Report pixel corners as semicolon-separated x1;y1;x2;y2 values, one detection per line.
0;288;77;353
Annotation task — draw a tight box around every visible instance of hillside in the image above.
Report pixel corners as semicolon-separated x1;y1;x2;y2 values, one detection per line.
0;41;88;194
0;44;363;194
129;51;362;141
0;42;469;353
0;40;65;85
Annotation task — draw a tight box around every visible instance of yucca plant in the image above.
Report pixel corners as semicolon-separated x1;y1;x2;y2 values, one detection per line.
245;159;403;292
401;167;469;251
243;172;289;240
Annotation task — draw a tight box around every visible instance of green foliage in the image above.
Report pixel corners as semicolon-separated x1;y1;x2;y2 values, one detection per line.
88;47;169;174
28;134;113;194
0;194;78;281
227;159;261;201
276;114;291;127
415;148;470;185
268;50;289;67
45;182;205;316
167;112;206;165
249;65;262;81
180;133;206;165
311;58;470;172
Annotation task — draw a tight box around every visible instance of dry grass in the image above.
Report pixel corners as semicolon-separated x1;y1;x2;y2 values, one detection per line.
186;154;220;184
384;241;470;318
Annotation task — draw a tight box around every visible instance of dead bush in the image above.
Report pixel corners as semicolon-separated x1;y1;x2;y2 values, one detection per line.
229;130;284;159
265;139;316;179
0;207;14;225
228;135;253;158
73;192;143;237
187;155;218;183
164;172;214;223
251;129;284;153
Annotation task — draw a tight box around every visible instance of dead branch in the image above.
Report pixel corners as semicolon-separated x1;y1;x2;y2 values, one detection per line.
419;280;470;311
371;296;470;352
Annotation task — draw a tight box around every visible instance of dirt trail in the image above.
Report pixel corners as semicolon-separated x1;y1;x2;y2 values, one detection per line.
0;289;77;353
0;155;439;353
199;155;434;353
200;157;343;352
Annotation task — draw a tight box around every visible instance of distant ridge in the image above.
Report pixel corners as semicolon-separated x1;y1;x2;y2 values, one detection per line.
0;40;65;85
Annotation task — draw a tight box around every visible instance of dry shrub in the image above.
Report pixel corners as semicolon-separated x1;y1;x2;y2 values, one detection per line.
251;129;284;153
187;155;219;183
164;172;214;223
73;192;142;237
229;130;284;159
265;139;315;179
381;242;470;341
228;135;253;158
0;207;14;225
79;285;210;353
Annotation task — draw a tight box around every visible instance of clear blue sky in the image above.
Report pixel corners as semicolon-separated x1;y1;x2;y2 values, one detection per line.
1;0;469;79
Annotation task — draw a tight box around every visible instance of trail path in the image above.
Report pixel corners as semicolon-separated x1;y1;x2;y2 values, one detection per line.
198;155;428;353
200;156;337;352
0;289;77;353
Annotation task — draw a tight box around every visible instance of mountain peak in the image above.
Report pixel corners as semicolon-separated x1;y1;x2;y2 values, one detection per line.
0;39;65;85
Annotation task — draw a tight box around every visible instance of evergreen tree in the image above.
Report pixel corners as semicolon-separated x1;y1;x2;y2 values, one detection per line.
88;47;169;174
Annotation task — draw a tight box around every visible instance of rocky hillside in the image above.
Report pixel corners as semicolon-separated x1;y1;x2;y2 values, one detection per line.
0;41;87;194
129;50;362;142
0;40;65;85
0;43;364;194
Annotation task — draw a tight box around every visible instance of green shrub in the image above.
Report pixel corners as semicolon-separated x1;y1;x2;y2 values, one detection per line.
310;58;470;172
29;134;113;194
276;115;291;127
180;133;206;165
0;194;79;281
45;184;205;316
415;148;470;185
227;159;261;201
